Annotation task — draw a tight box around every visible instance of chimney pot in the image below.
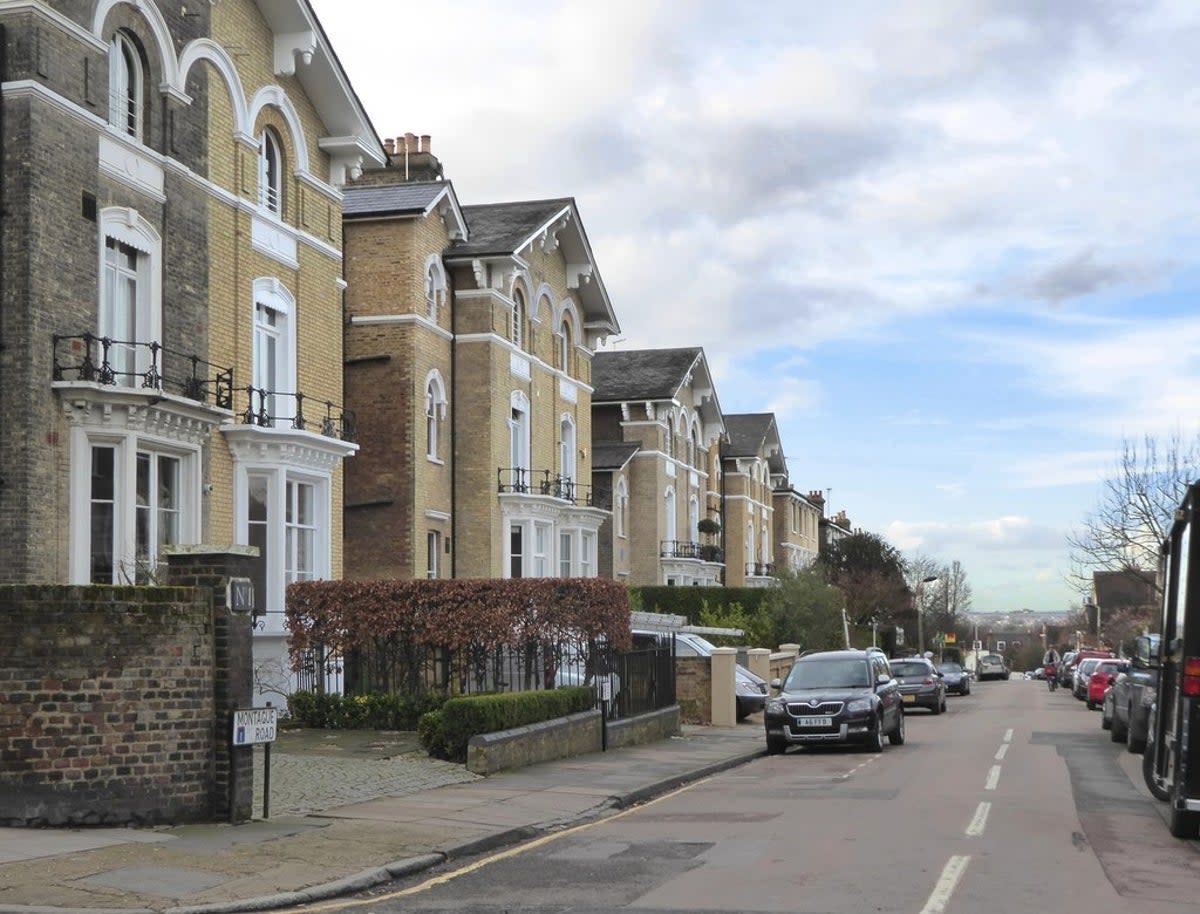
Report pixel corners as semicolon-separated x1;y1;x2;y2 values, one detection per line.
404;132;417;152
383;138;394;155
420;134;432;153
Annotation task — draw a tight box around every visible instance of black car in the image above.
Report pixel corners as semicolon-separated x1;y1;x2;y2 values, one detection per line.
890;657;948;713
936;660;971;696
764;649;905;754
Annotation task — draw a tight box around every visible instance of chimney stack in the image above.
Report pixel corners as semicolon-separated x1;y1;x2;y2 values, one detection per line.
420;134;431;153
404;132;417;153
383;137;394;155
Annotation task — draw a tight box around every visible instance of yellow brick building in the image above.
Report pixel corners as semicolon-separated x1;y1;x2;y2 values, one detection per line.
2;1;384;703
342;148;620;580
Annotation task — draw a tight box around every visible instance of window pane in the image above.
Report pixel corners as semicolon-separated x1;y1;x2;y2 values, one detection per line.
510;524;523;578
90;447;116;583
157;455;180;550
135;452;151;565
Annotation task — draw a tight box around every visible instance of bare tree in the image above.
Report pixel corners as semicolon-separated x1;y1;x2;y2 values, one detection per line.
1066;432;1200;599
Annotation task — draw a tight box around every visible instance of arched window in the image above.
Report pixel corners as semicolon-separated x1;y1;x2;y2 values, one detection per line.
615;477;628;538
664;488;677;543
251;279;297;426
688;496;699;543
665;413;675;459
558;320;571;373
746;523;754;568
761;522;770;563
259;128;284;215
108;32;142;139
508;391;530;487
511;289;525;348
425;260;446;321
425;371;447;460
99;208;161;388
560;415;576;485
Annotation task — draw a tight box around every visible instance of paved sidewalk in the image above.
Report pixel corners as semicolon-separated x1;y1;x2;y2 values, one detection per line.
0;722;765;914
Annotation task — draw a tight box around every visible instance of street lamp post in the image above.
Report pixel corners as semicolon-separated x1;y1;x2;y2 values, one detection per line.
916;574;940;656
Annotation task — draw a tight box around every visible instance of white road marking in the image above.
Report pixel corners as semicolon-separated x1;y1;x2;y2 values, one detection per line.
965;801;991;837
1003;728;1013;742
985;765;1002;790
994;743;1009;761
920;855;971;914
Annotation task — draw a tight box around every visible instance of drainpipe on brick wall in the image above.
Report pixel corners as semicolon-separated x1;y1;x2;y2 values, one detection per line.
449;272;457;578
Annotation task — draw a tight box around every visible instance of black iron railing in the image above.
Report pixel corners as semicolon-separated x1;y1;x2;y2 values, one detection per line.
497;469;605;507
237;386;356;442
52;333;233;409
661;541;725;563
746;562;775;577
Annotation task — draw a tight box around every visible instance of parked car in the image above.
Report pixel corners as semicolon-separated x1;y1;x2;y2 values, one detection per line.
1066;649;1114;694
1057;651;1077;687
764;649;905;753
1102;677;1117;730
1087;659;1129;710
1073;657;1105;700
632;630;767;720
976;654;1008;681
936;661;971;695
1111;634;1160;752
890;657;948;713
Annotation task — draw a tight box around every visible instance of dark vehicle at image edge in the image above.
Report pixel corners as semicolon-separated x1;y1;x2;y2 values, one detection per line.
1143;480;1200;839
1110;633;1159;752
764;649;905;754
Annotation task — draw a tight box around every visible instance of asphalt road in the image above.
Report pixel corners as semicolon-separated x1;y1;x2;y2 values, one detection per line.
311;677;1200;914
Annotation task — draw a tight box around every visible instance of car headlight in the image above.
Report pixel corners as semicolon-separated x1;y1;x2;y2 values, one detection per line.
846;698;872;713
766;698;786;714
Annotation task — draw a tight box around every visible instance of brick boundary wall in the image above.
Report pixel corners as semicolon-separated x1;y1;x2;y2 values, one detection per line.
0;550;254;826
675;656;712;724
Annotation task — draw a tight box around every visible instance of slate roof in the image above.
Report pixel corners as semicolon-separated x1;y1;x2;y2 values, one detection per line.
722;413;776;458
591;348;703;402
343;182;449;218
591;442;640;471
446;200;573;258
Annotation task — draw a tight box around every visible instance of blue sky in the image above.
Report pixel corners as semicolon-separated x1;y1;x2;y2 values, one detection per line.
310;0;1200;613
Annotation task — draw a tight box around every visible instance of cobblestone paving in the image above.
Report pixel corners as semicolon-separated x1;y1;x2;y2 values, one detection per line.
251;751;479;818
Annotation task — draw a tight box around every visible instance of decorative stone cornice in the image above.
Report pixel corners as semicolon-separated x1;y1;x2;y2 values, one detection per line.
55;383;228;445
221;424;357;472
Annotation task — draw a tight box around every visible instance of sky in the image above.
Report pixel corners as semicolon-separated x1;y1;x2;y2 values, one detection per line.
309;0;1200;613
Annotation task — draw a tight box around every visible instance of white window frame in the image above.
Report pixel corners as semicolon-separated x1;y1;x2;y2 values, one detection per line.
258;128;283;215
746;523;755;570
533;522;550;577
664;487;677;544
615;476;628;539
509;390;531;481
69;430;200;585
558;320;570;372
425;370;448;462
581;531;594;578
285;478;318;585
424;256;446;322
560;414;576;485
234;465;331;636
559;530;574;577
108;31;142;140
426;530;441;579
509;522;525;578
252;279;297;426
511;289;525;348
99;208;161;388
688;496;700;543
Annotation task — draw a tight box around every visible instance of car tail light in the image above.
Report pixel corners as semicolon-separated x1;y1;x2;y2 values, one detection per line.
1184;657;1200;697
923;678;934;685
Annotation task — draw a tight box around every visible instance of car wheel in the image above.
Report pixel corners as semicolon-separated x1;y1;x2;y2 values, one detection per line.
889;709;906;746
766;736;787;755
1127;724;1146;754
1169;803;1200;839
940;695;947;713
1101;708;1112;730
868;717;885;752
1111;711;1128;743
1086;698;1098;710
931;697;942;715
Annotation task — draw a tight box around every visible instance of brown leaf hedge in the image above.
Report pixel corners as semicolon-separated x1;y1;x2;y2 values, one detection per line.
286;578;632;669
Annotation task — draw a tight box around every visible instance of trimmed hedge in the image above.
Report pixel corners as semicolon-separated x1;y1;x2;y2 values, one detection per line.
633;585;771;622
288;690;445;730
418;686;595;762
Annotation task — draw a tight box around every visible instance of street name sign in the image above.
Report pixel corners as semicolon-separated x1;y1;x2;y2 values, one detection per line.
232;707;277;746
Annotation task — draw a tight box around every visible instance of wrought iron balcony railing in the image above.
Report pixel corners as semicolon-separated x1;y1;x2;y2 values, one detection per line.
237;386;357;442
660;541;725;563
746;562;775;577
52;333;233;409
497;469;605;508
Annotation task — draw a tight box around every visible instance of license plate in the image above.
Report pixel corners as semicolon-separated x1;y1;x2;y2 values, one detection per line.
795;716;833;727
902;694;915;704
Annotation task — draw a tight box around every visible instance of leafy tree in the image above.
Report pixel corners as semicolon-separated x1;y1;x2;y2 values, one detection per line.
761;566;846;651
817;531;910;627
1067;432;1200;600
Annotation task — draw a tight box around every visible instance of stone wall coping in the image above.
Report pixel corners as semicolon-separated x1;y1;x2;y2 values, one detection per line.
710;647;739;656
164;544;261;558
747;648;771;656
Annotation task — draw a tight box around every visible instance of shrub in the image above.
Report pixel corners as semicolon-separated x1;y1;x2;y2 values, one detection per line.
418;686;594;762
287;690;445;730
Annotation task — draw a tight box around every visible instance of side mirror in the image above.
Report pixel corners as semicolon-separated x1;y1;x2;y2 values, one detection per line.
876;673;891;685
770;678;782;690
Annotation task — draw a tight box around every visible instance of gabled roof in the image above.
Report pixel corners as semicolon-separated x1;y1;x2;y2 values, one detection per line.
342;181;467;237
592;348;704;402
591;442;640;472
445;198;620;338
265;2;387;179
722;413;786;474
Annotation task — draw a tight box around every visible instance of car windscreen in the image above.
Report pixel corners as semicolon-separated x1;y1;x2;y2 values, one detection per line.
1078;659;1100;674
889;662;929;677
784;659;871;689
937;663;962;673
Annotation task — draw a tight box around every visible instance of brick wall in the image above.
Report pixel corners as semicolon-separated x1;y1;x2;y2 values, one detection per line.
0;558;253;825
674;656;712;725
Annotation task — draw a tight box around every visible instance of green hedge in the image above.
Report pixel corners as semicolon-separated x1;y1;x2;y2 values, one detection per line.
287;690;445;730
632;585;770;622
418;686;595;762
